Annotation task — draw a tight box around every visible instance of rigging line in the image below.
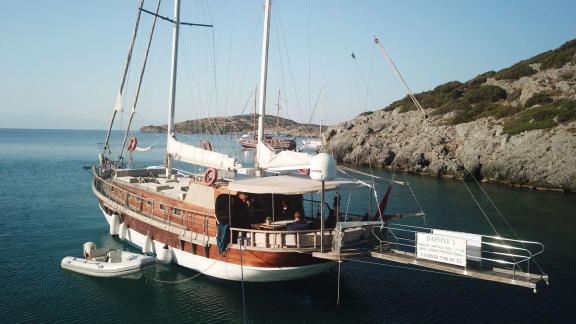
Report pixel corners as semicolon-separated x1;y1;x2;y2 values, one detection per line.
211;28;222;134
239;89;255;116
363;45;377;111
352;53;368;109
104;0;145;153
338;165;406;185
306;0;312;116
461;179;523;271
404;173;426;225
469;177;546;275
271;14;314;142
275;1;305;125
307;84;324;125
373;37;427;118
119;0;162;163
239;238;247;324
373;37;524;246
139;8;213;28
369;157;384;224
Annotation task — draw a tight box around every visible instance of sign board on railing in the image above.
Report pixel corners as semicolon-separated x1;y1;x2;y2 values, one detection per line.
416;233;467;267
433;229;482;261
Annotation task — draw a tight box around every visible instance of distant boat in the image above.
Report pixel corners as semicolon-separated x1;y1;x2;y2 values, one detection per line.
238;133;296;151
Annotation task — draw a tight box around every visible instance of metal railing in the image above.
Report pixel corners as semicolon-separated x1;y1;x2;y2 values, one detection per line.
230;226;336;251
371;223;546;278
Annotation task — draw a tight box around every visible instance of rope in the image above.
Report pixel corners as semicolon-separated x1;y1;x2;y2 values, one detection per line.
119;0;162;163
404;173;425;225
150;259;218;284
239;238;247;324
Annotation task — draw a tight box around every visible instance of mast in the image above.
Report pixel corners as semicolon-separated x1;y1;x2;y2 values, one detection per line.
253;86;257;134
165;0;181;178
103;0;144;154
255;0;272;171
276;89;280;136
320;81;324;142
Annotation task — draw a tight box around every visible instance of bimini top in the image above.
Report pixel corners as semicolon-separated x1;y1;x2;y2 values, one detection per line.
227;175;366;195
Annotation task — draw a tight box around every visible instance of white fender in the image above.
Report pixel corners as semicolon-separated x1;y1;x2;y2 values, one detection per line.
109;214;120;235
142;234;153;254
156;244;173;265
118;222;128;241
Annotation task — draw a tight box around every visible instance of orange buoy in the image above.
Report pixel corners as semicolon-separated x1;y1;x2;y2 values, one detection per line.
203;168;218;186
127;136;138;152
200;140;212;151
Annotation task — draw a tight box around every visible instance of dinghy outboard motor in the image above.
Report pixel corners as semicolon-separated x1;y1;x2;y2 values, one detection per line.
83;242;97;258
156;244;173;264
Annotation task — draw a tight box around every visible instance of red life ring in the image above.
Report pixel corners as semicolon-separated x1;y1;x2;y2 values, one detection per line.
299;168;310;176
127;136;138;152
200;140;212;151
203;168;218;186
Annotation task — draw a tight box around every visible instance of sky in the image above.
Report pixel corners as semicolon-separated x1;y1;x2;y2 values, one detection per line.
0;0;575;130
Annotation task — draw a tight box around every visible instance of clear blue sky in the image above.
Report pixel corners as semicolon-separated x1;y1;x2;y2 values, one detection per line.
1;0;575;130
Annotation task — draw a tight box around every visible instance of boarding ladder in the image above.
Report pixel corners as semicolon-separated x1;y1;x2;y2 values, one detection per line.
313;221;549;292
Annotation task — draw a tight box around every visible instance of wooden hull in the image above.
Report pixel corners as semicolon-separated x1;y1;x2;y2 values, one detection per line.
97;199;336;282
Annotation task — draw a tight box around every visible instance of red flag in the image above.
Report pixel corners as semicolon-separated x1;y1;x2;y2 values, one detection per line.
371;185;392;221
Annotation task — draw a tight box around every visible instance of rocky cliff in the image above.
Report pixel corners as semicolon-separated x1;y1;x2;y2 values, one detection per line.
324;40;576;192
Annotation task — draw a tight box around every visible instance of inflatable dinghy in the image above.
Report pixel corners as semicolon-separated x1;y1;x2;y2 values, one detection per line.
61;242;156;278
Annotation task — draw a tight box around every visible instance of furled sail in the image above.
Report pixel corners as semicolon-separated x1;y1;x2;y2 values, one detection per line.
256;141;313;171
167;136;241;171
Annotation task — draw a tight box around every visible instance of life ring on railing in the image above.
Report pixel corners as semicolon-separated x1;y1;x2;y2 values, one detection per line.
200;140;212;151
299;168;310;176
127;136;138;152
203;168;218;186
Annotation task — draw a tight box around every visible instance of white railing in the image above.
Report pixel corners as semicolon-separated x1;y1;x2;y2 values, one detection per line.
371;223;546;278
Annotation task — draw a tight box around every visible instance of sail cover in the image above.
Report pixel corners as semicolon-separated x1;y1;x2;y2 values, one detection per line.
256;141;313;171
167;136;241;171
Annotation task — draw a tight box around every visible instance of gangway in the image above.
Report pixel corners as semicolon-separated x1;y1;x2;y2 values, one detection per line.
313;221;549;293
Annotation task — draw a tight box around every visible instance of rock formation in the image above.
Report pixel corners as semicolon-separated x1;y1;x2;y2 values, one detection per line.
324;40;576;192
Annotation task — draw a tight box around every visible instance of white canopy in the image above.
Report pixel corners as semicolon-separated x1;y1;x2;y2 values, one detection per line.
227;175;366;195
256;141;313;171
167;136;241;171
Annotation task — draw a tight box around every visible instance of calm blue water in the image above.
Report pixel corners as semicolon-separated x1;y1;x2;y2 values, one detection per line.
0;128;575;323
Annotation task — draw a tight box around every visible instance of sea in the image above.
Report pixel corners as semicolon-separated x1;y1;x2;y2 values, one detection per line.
0;128;574;323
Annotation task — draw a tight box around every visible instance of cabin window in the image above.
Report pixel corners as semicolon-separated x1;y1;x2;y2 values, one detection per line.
159;204;166;211
174;208;182;216
147;200;152;206
136;197;142;202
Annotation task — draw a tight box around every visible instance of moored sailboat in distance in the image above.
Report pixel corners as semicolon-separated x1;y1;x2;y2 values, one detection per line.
238;133;296;151
238;89;297;151
92;0;549;291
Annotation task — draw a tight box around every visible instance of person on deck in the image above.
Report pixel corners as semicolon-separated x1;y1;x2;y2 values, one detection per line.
287;211;309;230
279;200;292;220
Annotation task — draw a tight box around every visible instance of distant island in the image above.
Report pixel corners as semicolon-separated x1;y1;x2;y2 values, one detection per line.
324;39;576;192
140;115;322;137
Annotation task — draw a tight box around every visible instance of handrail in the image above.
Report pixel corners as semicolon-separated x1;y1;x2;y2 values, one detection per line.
370;223;545;276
